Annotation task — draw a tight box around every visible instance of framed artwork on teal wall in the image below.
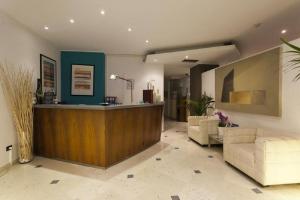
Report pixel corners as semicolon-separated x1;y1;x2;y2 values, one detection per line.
61;51;105;105
71;64;95;96
40;54;57;95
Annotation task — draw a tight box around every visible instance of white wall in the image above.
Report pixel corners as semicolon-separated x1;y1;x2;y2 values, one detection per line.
0;12;60;168
202;70;215;99
202;38;300;134
106;55;164;104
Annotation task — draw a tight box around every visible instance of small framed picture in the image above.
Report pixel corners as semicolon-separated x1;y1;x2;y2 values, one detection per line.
71;64;95;96
40;54;57;94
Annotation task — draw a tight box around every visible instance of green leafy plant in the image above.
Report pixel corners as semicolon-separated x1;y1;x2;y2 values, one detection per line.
187;93;215;116
281;38;300;80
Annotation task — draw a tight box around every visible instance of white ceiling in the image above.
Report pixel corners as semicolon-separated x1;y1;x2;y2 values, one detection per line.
164;64;190;79
145;44;240;77
146;45;239;65
0;0;300;55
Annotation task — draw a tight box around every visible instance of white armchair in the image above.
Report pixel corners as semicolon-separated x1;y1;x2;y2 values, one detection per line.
187;116;219;145
223;127;300;186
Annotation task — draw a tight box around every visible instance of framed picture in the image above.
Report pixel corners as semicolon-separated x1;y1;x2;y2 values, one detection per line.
71;64;95;96
40;54;57;94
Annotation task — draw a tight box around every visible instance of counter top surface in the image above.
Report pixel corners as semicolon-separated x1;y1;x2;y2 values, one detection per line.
34;102;164;110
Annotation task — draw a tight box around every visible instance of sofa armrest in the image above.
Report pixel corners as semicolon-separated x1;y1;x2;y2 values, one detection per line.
188;116;206;126
254;137;300;185
223;128;257;163
223;128;257;144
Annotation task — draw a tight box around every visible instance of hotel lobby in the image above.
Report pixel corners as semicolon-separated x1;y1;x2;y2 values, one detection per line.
1;1;300;200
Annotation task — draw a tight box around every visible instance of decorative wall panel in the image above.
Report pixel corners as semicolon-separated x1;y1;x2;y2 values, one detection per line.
215;48;281;116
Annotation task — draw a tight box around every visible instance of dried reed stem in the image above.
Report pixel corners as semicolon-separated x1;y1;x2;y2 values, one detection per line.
0;63;34;163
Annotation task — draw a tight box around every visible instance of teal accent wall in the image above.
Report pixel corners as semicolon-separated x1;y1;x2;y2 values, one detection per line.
61;51;105;105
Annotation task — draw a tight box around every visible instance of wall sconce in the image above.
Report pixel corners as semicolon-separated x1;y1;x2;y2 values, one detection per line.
110;74;134;104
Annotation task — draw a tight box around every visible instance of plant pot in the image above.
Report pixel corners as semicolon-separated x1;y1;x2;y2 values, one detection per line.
218;127;226;137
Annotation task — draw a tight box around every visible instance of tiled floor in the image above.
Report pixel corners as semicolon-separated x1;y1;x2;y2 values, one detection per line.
1;120;300;200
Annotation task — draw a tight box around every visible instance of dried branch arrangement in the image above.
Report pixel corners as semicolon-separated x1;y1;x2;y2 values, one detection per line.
0;63;34;163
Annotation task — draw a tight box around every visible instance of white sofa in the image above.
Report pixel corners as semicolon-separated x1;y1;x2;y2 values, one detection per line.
187;116;219;145
223;127;300;186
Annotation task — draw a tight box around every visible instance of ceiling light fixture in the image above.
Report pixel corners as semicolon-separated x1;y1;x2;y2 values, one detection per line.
145;40;149;44
185;55;189;59
153;59;158;62
69;19;75;24
100;9;105;15
128;28;132;32
281;29;287;34
44;26;49;30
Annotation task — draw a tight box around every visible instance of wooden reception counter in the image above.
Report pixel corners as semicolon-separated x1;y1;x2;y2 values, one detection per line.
34;103;163;168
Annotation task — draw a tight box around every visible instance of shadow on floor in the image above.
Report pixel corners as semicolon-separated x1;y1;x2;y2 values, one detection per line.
28;142;169;181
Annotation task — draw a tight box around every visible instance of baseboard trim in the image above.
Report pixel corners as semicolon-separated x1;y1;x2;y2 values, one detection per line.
0;159;18;177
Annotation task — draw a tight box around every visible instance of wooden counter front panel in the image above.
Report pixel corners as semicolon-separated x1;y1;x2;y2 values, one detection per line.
34;105;163;168
34;108;106;166
105;106;163;166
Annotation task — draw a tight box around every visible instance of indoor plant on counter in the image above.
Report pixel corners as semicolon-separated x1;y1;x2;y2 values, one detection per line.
0;63;34;163
187;93;215;116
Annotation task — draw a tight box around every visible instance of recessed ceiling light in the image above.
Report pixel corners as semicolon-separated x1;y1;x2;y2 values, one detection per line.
153;59;158;62
145;40;149;44
100;9;105;15
281;29;287;34
128;28;132;32
69;19;75;24
185;55;189;59
44;26;49;30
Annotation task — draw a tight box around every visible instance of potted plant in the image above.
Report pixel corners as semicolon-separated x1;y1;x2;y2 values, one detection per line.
187;93;215;116
215;112;238;136
215;112;231;127
281;38;300;80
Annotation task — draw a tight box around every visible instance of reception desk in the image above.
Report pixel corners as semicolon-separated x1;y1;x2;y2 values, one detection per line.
34;103;163;168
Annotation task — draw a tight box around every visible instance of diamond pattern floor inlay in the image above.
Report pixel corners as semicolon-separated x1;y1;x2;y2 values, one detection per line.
127;174;134;179
0;120;300;200
50;180;60;184
252;188;263;194
171;195;180;200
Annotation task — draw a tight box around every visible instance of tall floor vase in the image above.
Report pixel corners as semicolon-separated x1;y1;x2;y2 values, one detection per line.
0;63;34;163
18;130;33;163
